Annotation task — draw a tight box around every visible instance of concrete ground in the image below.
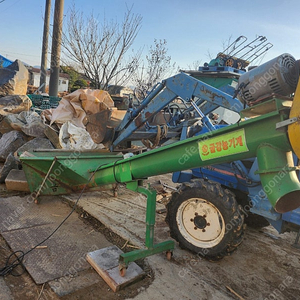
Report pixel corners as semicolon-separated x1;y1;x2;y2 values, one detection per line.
63;175;300;300
0;175;300;299
0;277;13;300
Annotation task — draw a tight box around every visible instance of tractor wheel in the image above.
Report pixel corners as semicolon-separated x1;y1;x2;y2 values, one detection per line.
237;196;270;229
166;179;244;260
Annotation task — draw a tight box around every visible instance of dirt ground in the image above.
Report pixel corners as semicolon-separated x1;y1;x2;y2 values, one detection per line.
0;216;153;300
0;234;153;300
0;183;153;300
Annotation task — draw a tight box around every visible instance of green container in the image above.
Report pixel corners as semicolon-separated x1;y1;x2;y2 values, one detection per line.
21;150;123;196
27;94;61;110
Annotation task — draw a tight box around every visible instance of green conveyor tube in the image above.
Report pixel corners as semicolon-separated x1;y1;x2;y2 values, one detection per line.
92;108;300;213
19;99;300;213
256;144;300;213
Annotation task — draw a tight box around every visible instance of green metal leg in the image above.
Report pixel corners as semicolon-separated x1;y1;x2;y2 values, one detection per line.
120;181;175;268
141;185;156;248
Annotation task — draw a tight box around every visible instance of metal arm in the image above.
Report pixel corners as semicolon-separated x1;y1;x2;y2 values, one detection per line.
112;72;243;148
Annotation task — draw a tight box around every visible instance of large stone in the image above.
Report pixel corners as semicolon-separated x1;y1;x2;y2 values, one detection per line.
5;169;30;192
0;111;46;137
18;111;46;138
0;60;28;97
21;119;46;138
0;114;24;134
0;131;27;161
0;95;32;115
0;153;19;183
44;126;62;149
16;137;54;156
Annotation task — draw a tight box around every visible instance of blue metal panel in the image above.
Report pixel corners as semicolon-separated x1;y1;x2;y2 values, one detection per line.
266;218;284;233
192;165;249;192
218;85;237;96
164;73;243;112
112;72;243;148
0;55;13;68
282;209;300;226
172;171;193;183
198;66;245;74
249;197;281;221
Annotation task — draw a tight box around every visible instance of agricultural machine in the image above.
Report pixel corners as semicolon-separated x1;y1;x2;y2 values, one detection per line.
106;50;300;260
20;38;300;273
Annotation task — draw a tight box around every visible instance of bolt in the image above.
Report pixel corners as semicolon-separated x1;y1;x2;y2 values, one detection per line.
195;212;198;216
202;229;206;232
194;227;197;230
190;218;194;222
203;215;206;218
207;223;210;226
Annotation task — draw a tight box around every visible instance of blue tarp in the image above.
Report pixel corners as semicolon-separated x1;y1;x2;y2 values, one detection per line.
0;54;13;68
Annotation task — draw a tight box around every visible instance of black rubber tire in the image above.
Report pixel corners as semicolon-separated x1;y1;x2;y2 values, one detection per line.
244;213;270;228
237;196;270;229
166;179;244;260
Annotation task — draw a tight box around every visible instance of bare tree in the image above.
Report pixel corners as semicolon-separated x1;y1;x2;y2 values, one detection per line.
61;5;142;89
206;49;214;61
186;60;202;70
132;39;176;99
221;35;233;54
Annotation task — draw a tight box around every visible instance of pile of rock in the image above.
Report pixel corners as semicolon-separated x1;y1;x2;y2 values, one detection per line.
0;60;55;184
0;60;127;186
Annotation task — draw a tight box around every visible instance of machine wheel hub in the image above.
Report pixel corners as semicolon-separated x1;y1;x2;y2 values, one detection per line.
176;198;225;248
193;215;207;229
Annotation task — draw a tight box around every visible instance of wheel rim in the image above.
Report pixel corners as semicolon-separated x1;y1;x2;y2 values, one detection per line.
176;198;225;248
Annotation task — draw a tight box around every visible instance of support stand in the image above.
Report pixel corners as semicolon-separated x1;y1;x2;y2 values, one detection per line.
118;181;175;276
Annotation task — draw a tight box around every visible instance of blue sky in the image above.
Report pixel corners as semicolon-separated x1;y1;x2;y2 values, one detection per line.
1;0;300;70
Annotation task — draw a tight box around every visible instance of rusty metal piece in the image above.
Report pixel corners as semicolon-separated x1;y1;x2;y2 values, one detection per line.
166;251;172;260
119;267;126;277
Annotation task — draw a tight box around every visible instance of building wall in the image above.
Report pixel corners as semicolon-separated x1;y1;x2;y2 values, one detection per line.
31;72;69;92
58;78;69;92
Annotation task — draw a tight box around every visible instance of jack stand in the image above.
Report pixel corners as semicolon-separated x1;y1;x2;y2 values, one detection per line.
292;228;300;249
118;181;175;276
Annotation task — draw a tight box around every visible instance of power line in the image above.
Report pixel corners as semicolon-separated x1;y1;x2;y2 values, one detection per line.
0;50;40;58
0;0;22;14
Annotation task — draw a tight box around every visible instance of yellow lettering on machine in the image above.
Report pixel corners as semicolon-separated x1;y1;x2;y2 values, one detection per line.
199;128;248;161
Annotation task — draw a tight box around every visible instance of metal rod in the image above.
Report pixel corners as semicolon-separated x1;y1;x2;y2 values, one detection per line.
224;35;247;55
33;157;57;202
190;100;215;131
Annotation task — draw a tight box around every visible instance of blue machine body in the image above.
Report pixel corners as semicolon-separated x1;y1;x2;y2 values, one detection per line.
112;58;300;235
172;66;300;234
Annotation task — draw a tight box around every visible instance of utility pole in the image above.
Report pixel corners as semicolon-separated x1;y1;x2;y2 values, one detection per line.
49;0;64;97
40;0;51;93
